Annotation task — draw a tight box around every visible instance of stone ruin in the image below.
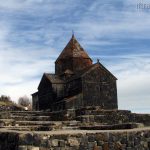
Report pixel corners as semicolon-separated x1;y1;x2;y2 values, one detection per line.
0;107;150;149
0;35;150;150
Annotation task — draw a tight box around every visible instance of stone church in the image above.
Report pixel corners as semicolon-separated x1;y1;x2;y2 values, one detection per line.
32;35;118;111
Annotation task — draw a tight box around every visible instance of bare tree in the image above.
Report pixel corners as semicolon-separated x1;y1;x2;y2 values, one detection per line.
18;95;30;107
0;95;11;102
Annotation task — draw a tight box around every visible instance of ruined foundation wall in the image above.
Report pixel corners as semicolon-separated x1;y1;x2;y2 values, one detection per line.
1;129;150;150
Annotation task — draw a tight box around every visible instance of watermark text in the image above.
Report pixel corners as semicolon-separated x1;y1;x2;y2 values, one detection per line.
137;1;150;10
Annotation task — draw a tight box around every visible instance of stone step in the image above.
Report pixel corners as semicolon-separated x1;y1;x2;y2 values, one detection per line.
10;111;52;116
76;115;106;123
80;123;144;130
76;113;133;124
1;120;81;131
2;125;53;131
75;109;131;116
0;119;15;127
15;121;56;126
10;115;51;121
62;126;79;130
14;120;80;126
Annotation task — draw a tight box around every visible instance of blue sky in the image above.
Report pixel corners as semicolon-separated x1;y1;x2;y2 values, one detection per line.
0;0;150;113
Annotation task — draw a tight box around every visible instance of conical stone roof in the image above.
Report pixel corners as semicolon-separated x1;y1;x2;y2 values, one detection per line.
56;35;91;62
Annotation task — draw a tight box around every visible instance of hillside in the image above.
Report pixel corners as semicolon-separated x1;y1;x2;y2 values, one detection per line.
0;101;24;111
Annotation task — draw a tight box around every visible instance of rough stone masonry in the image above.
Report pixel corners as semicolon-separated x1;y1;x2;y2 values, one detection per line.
32;35;118;111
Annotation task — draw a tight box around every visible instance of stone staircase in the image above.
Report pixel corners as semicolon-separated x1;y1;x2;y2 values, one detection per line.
0;111;80;131
0;107;149;132
75;108;133;125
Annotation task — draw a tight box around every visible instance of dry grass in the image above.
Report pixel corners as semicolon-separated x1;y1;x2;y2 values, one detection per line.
0;101;13;106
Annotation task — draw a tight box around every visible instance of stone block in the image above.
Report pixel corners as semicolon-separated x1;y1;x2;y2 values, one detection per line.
51;139;59;147
58;140;65;147
88;134;96;142
39;147;48;150
68;137;79;147
79;145;88;150
143;142;148;148
53;147;61;150
33;134;42;146
8;133;18;143
103;143;109;150
80;136;88;145
18;145;27;150
93;145;102;150
114;141;122;150
27;146;40;150
95;133;108;142
88;142;97;149
40;139;48;147
19;134;33;145
134;137;141;146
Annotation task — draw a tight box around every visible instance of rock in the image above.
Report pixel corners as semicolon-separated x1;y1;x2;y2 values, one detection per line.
68;137;79;147
88;141;97;149
88;134;95;142
27;146;40;150
33;134;42;146
93;145;102;150
143;141;148;148
18;146;27;150
114;141;122;150
103;143;109;150
51;139;59;147
96;133;108;142
59;140;65;147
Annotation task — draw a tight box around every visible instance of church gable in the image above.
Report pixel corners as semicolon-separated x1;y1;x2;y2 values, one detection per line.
81;62;118;109
38;74;52;90
82;63;117;82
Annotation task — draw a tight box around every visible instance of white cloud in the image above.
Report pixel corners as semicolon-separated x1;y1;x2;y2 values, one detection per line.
74;0;150;43
0;20;57;102
107;56;150;113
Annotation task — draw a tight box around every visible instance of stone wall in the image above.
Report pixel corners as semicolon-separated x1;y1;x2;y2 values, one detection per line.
17;129;150;150
75;109;150;126
133;113;150;126
1;129;150;150
0;132;19;150
82;65;118;109
50;109;150;127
